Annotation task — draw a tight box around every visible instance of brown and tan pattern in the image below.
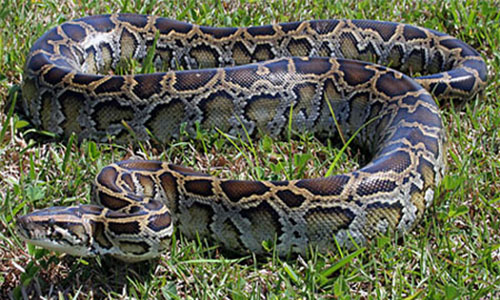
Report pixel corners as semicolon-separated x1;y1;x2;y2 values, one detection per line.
16;14;487;262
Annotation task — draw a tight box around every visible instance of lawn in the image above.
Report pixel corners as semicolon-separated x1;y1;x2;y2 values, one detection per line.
0;0;499;299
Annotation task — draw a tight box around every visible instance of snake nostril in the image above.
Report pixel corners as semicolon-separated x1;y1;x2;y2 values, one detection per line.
15;215;29;229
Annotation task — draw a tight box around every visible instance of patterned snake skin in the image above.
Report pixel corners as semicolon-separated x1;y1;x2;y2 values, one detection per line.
16;14;487;261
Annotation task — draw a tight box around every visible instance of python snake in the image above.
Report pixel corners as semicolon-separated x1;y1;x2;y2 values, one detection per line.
16;14;487;262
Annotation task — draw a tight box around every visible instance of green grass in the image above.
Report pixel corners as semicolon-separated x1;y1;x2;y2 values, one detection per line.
0;0;499;299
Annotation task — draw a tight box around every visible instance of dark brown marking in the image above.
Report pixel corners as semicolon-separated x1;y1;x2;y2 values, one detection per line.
400;94;421;106
376;71;420;97
108;220;141;235
93;222;113;249
94;76;125;94
125;193;144;203
98;191;130;210
184;179;214;197
295;175;349;196
280;21;301;33
52;58;74;69
173;69;216;91
199;26;238;38
27;53;50;72
159;172;177;193
247;25;276;36
97;166;121;193
72;73;102;85
80;15;115;32
270;180;289;186
461;59;487;81
356;179;397;196
169;164;209;176
448;69;476;91
155;18;193;34
363;151;411;174
429;82;448;96
294;57;333;75
121;173;134;192
147;211;172;231
339;61;375;86
137;174;154;186
390;126;439;155
127;205;142;214
118;160;163;171
220;180;269;202
309;20;340;34
61;23;86;42
225;64;259;86
117;14;149;28
80;205;103;215
276;190;306;208
59;45;75;62
390;101;442;129
42;67;70;85
264;59;289;74
367;199;404;210
402;25;428;40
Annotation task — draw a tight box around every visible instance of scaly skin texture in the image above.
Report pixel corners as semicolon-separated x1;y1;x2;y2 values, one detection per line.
16;14;486;261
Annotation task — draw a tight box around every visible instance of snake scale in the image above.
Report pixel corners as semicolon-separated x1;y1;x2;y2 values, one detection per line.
16;14;487;262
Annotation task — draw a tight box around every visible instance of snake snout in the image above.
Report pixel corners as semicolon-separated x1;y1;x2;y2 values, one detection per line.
15;213;56;242
15;215;32;239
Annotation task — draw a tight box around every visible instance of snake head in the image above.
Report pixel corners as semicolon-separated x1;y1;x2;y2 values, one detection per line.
15;205;103;258
16;201;174;262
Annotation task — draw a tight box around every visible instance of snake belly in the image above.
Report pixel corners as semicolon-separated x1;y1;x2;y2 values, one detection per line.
16;14;487;261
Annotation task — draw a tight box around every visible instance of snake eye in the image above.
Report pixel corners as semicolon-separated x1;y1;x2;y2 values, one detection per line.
128;205;142;214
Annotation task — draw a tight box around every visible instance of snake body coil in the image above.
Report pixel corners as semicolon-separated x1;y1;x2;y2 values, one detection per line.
16;14;486;261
